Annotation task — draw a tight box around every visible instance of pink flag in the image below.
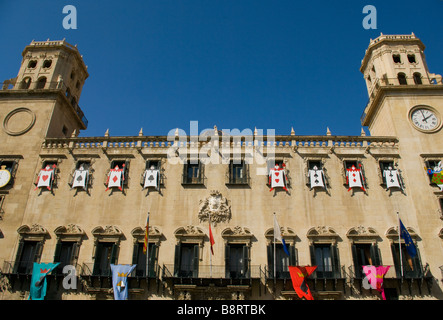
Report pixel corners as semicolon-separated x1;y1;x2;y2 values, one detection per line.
362;265;390;300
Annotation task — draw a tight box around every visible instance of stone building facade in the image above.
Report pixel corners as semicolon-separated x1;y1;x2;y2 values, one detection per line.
0;34;443;300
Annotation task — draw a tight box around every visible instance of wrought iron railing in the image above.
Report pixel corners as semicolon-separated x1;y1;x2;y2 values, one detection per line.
349;264;429;280
162;264;261;279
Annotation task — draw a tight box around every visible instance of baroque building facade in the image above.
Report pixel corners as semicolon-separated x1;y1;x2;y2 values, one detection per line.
0;34;443;300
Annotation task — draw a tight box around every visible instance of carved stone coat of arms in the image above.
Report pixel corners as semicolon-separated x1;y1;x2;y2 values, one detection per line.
198;190;231;226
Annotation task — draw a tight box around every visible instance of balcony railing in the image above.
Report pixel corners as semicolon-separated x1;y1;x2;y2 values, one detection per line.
348;264;429;280
1;260;80;276
162;264;261;280
0;81;88;129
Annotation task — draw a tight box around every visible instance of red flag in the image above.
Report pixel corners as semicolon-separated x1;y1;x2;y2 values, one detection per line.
143;213;149;254
289;266;317;300
209;223;215;255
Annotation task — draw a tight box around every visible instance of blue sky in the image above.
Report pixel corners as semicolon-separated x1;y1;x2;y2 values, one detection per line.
0;0;442;137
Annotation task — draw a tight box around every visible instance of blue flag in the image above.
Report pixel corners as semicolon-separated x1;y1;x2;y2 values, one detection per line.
111;264;136;300
399;219;417;258
29;262;60;300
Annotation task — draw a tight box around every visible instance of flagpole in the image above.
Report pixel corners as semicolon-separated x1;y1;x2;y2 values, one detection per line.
396;212;403;278
273;213;276;284
209;211;212;278
146;212;150;280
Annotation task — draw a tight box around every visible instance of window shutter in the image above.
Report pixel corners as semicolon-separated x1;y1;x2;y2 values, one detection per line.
53;242;62;263
242;245;250;278
412;247;423;277
13;240;24;273
132;243;139;265
192;244;199;278
34;242;43;263
370;243;381;266
309;244;316;265
110;243;118;265
390;244;401;278
331;244;340;278
72;242;80;265
289;245;297;266
183;163;188;184
173;244;181;276
225;244;231;278
92;243;102;275
149;244;159;277
267;244;273;278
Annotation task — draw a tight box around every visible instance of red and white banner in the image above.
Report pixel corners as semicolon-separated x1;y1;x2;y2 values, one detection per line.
72;169;88;189
35;165;55;190
346;165;365;191
269;165;288;191
106;165;124;191
143;169;159;189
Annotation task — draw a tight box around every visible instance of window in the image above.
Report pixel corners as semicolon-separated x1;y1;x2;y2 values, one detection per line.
227;160;249;185
407;54;416;63
36;77;47;89
174;243;199;278
13;241;42;274
92;242;118;276
397;73;407;85
392;54;401;64
132;242;158;278
267;243;297;279
309;244;340;279
27;60;37;68
182;160;204;185
62;125;68;137
225;244;250;279
42;60;52;68
351;243;381;278
413;72;422;85
391;243;422;278
53;241;79;275
20;77;32;89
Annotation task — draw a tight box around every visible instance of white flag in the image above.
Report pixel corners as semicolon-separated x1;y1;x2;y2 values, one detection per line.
383;169;401;189
72;169;88;189
309;168;325;188
143;169;159;189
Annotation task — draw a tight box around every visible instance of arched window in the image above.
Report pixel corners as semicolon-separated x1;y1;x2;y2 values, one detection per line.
392;54;401;64
407;54;416;63
43;60;52;68
413;72;422;85
36;77;47;89
20;77;32;89
397;73;407;85
27;60;37;68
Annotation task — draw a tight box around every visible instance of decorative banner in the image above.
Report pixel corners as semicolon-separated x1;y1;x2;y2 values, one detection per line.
362;265;390;300
35;165;56;191
346;165;366;192
269;165;288;191
309;166;325;189
29;262;60;300
426;161;443;191
288;266;317;300
143;168;160;190
72;166;89;190
111;264;136;300
106;165;125;191
383;169;401;189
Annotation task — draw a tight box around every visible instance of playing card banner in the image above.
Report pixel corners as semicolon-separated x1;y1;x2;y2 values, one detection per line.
346;165;366;192
309;167;325;189
143;169;159;189
72;169;88;189
106;165;125;191
383;169;401;189
269;165;288;191
35;165;56;191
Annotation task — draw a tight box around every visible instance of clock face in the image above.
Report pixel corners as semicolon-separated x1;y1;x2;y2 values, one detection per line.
0;169;11;188
410;108;440;132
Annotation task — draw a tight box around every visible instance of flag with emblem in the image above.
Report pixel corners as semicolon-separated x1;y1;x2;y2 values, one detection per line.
346;165;366;192
143;168;160;190
309;166;325;189
28;262;60;300
35;165;56;190
106;165;125;191
399;219;417;258
111;264;136;300
288;266;317;300
269;165;288;191
362;265;390;300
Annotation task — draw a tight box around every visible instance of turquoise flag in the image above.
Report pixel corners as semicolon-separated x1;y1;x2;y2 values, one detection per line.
111;264;136;300
28;262;60;300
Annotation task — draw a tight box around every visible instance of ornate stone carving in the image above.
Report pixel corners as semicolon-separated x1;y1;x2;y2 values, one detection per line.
198;190;231;226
